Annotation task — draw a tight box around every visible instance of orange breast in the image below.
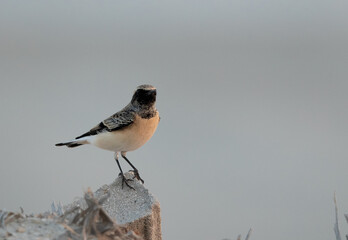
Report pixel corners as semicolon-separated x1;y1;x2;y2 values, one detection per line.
92;112;160;152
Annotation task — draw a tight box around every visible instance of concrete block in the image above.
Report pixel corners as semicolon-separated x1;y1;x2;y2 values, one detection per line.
65;171;162;240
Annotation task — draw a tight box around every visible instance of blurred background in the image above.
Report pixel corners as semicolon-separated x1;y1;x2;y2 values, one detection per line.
1;1;348;239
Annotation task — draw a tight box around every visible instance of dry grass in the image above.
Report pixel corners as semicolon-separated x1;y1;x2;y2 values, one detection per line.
0;189;142;240
333;193;348;240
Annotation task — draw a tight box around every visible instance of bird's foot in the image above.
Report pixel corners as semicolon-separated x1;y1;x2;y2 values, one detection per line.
118;173;135;190
131;169;144;184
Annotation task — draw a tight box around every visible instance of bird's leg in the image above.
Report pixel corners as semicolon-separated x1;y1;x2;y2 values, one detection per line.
114;152;134;190
121;152;144;184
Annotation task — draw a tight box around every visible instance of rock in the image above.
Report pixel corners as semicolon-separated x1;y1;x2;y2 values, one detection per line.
65;171;162;240
16;226;26;233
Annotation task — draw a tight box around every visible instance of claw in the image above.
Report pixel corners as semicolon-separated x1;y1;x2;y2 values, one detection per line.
120;174;135;190
131;169;144;184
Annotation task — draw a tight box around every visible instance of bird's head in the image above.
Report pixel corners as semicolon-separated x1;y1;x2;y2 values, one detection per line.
131;84;157;108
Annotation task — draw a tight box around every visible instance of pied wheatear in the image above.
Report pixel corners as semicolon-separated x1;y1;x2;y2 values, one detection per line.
56;84;160;189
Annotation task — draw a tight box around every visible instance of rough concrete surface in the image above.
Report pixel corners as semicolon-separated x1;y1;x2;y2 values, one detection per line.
65;171;162;240
0;171;161;240
0;214;66;240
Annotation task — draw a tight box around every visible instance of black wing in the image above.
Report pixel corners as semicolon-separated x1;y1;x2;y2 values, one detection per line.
75;110;135;139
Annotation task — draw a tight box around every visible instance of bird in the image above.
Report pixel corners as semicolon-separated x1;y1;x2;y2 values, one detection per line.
55;84;160;190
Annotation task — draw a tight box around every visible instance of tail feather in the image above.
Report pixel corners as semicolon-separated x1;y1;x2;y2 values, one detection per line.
55;139;88;148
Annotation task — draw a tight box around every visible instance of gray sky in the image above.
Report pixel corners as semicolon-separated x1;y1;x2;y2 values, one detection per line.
1;1;348;239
